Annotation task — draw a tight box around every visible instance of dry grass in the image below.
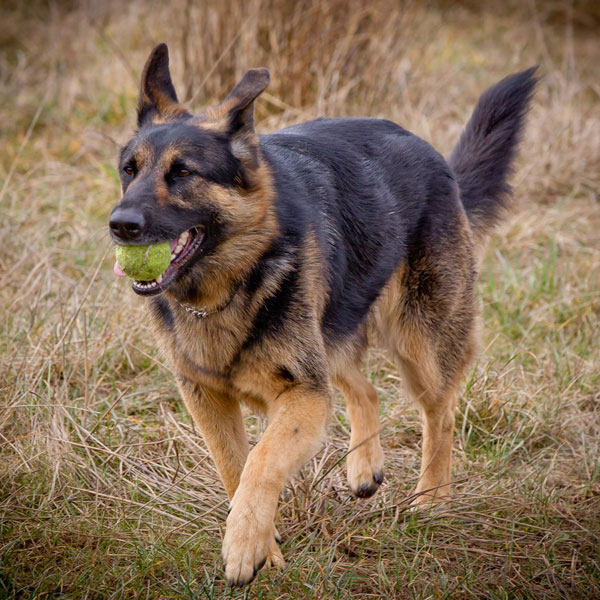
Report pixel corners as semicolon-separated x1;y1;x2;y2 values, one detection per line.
1;1;599;598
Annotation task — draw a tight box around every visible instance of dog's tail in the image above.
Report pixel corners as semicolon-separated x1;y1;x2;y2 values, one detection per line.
449;67;538;242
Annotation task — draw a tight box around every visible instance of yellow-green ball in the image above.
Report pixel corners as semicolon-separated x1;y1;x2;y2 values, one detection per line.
115;242;171;281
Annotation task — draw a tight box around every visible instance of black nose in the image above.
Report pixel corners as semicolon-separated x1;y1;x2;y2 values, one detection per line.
109;208;145;241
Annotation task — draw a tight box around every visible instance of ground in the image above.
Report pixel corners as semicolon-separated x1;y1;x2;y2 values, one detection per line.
0;1;599;598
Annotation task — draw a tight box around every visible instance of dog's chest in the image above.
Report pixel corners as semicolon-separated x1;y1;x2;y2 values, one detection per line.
152;306;287;410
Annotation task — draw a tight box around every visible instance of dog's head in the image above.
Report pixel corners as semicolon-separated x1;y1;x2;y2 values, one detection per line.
109;44;274;298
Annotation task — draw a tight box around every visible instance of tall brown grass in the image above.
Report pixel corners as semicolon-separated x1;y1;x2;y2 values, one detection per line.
1;1;599;598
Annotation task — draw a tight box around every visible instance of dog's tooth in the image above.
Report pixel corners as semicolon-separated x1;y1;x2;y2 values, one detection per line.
157;274;163;283
171;253;176;260
175;244;183;253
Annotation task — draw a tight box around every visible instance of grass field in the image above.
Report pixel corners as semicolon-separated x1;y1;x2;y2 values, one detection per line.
1;1;599;598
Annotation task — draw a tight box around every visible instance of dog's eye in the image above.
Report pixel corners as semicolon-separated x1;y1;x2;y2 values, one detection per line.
176;169;191;178
123;166;134;176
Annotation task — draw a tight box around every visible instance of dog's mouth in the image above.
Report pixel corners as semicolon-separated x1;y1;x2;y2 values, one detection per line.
114;225;206;296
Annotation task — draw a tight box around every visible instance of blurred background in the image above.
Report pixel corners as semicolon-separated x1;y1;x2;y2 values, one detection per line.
1;1;599;598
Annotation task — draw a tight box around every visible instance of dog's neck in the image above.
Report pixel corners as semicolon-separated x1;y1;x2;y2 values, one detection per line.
174;280;244;319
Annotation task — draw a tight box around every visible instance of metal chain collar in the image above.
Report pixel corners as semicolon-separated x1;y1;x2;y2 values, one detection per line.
175;281;242;319
177;303;211;318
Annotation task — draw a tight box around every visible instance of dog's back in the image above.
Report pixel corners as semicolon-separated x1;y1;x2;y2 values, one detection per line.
260;117;461;341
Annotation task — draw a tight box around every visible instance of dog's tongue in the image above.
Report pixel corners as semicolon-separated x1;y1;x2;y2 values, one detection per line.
114;261;127;278
113;239;178;278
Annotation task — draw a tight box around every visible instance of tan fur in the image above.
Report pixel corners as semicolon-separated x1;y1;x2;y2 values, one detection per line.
154;177;170;206
116;48;492;583
172;168;277;310
194;97;240;132
149;102;189;125
132;141;155;173
368;208;478;502
333;364;384;497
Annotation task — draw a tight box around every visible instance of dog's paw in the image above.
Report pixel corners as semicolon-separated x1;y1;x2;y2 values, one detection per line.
409;482;451;508
266;535;285;569
347;440;384;498
222;502;280;587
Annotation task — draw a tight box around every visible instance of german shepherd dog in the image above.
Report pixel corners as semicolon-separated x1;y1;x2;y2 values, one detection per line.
109;44;536;586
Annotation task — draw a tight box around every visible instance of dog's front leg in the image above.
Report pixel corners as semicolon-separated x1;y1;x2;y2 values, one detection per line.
222;385;330;587
178;377;285;573
177;378;248;501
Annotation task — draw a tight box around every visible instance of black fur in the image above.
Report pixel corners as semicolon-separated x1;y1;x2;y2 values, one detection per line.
242;260;301;350
259;118;461;341
449;67;538;235
277;366;296;383
150;296;174;330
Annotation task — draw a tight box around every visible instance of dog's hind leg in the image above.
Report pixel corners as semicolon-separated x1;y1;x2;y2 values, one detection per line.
396;355;462;504
334;366;384;498
373;225;478;506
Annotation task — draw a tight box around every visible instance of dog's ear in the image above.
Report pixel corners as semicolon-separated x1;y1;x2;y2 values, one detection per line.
202;69;270;169
220;68;270;136
137;43;189;126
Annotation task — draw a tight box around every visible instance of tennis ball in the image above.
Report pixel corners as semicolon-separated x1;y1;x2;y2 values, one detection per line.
115;242;171;281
